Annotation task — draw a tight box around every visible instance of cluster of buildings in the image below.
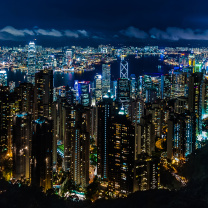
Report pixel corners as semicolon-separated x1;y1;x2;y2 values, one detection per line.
0;42;208;198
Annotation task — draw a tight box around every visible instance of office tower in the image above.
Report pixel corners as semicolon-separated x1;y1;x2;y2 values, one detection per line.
66;49;72;66
31;117;53;192
13;113;32;181
74;80;79;103
174;97;188;114
53;86;66;102
195;63;202;73
130;74;137;99
134;155;160;191
128;98;145;125
34;69;53;119
120;57;128;78
78;81;91;106
94;74;102;102
108;111;135;194
146;88;157;103
112;80;117;99
151;76;161;99
9;81;15;92
171;71;189;99
27;42;36;85
14;83;34;113
102;64;111;96
138;75;152;101
161;74;171;99
117;78;130;102
188;54;195;73
0;70;7;86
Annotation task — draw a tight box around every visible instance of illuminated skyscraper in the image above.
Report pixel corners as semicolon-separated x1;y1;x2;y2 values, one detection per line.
66;49;73;66
136;115;155;156
34;69;53;119
202;76;208;118
188;54;195;73
161;74;171;99
102;64;111;96
0;70;7;86
94;74;102;102
14;83;34;113
130;74;137;99
62;104;90;187
27;42;36;85
188;72;203;147
120;56;128;79
117;78;130;102
78;81;91;106
108;111;135;194
171;71;188;99
9;81;15;92
0;87;11;154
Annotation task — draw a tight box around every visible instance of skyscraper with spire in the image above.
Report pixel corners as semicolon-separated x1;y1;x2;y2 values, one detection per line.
27;42;36;85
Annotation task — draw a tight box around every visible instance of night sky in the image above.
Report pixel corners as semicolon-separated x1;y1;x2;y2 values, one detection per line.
1;0;208;45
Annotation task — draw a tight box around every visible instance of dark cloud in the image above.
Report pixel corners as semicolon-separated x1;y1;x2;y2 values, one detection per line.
149;27;208;40
120;27;149;39
2;26;208;42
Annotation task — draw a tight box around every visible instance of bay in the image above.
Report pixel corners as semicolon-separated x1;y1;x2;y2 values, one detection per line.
6;55;172;88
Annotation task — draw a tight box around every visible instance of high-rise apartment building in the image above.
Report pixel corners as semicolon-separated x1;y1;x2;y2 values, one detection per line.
34;69;53;119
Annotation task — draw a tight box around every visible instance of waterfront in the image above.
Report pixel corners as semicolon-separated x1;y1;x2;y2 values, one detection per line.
6;55;172;87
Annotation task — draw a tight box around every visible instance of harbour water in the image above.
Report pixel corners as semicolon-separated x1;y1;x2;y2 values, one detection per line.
6;55;173;87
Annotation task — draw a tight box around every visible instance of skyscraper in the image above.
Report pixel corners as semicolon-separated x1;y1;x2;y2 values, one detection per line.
34;69;53;119
188;72;203;148
130;74;137;99
117;78;130;102
0;70;7;86
27;42;36;85
13;113;32;181
120;57;128;79
31;117;53;192
94;74;102;102
78;81;91;106
108;111;135;194
102;64;111;96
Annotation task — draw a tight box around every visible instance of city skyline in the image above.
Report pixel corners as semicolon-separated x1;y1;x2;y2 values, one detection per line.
1;1;208;207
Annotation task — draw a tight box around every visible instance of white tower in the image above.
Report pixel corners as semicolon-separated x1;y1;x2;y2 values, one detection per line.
120;55;128;78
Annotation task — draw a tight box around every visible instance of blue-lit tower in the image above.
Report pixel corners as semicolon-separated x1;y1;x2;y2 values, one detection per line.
27;42;36;85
